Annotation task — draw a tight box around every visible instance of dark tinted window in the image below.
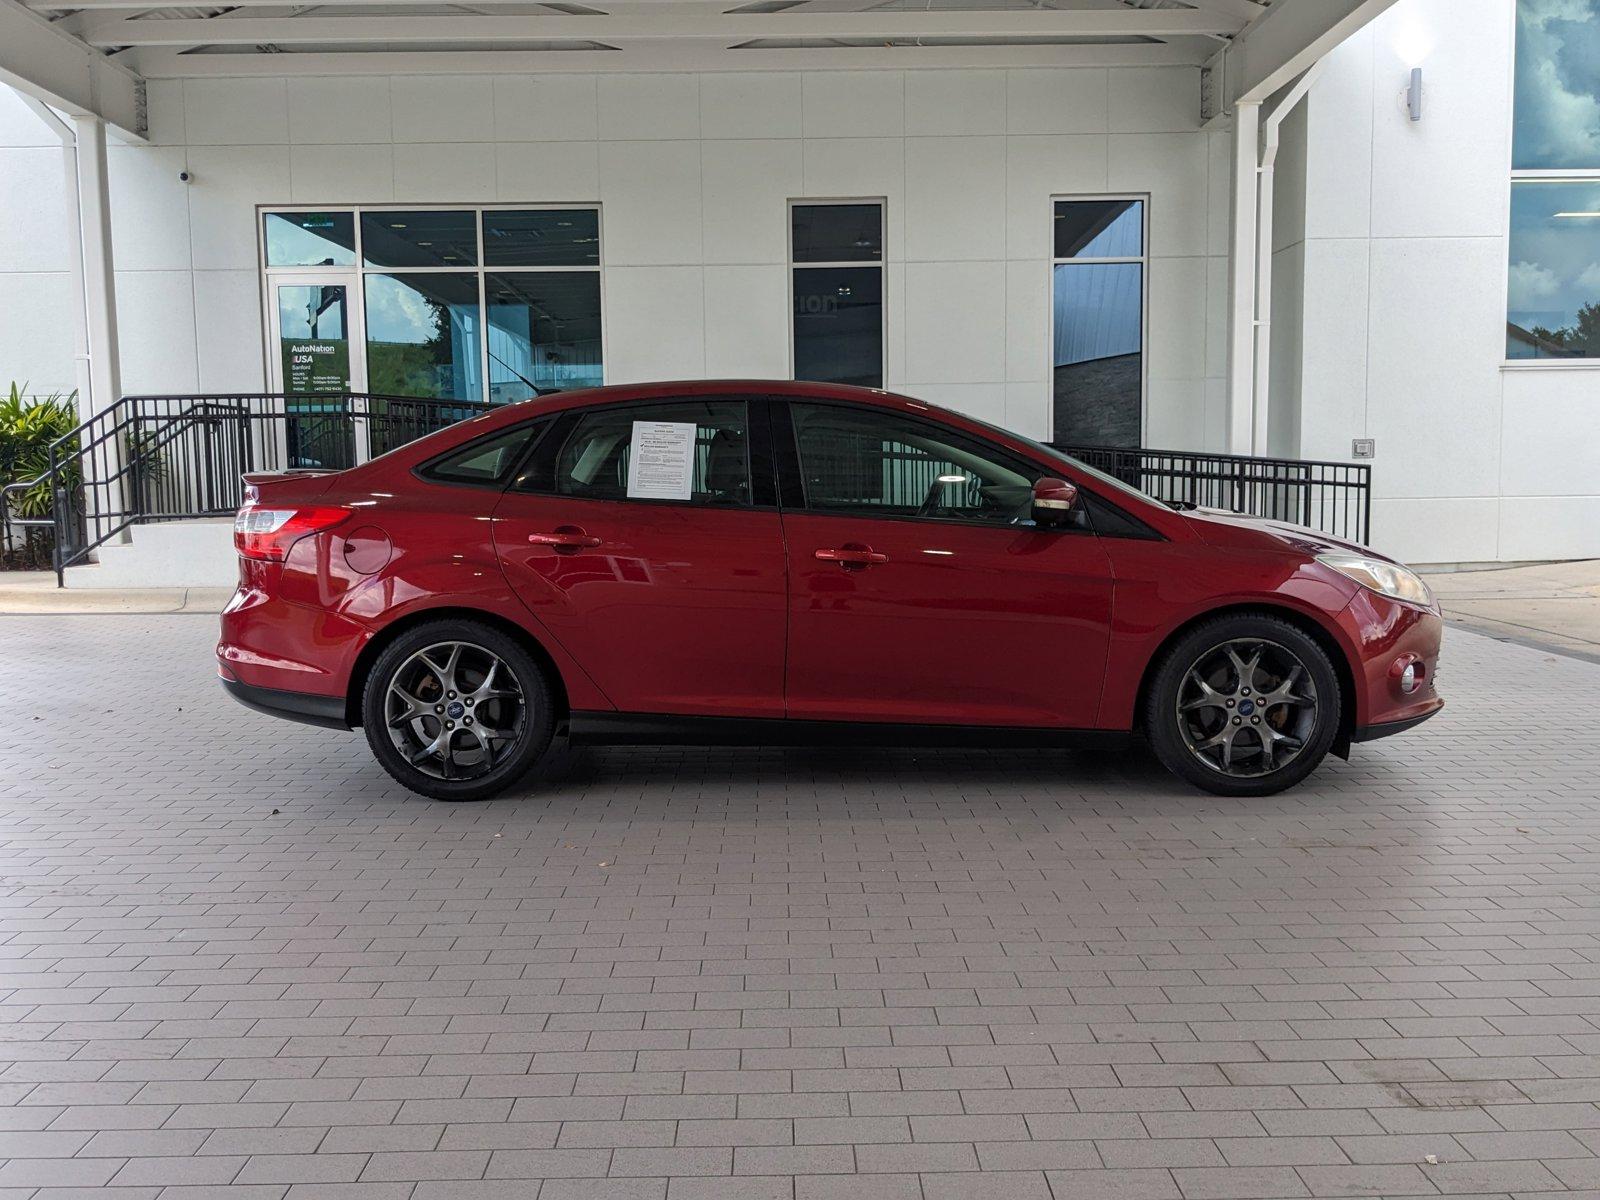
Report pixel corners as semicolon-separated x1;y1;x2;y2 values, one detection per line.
422;424;539;486
486;272;603;401
791;203;883;263
483;209;600;266
362;210;478;268
1054;199;1143;259
793;267;883;388
546;400;751;505
790;403;1037;525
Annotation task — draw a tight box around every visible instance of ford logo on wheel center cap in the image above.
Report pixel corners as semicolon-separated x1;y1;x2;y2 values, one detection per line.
1238;699;1256;716
446;701;466;719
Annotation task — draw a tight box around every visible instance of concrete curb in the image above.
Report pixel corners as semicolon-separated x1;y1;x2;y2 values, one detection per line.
0;575;230;615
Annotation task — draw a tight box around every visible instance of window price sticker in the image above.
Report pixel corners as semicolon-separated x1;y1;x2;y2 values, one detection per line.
626;421;696;501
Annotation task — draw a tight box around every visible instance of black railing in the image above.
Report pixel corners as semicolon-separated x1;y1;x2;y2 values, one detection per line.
1;392;1374;588
1054;443;1371;546
1;392;493;585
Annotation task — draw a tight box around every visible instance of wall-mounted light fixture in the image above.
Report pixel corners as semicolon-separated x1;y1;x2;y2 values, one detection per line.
1407;67;1424;122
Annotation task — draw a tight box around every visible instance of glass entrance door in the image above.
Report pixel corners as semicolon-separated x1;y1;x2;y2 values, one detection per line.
269;276;364;469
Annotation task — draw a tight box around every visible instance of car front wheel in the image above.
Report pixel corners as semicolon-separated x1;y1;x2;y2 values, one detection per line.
361;619;554;801
1145;613;1342;796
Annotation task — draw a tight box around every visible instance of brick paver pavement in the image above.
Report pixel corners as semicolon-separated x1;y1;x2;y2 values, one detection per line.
1;613;1599;1199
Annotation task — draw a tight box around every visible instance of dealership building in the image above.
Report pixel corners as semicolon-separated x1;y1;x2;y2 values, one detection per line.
0;0;1595;583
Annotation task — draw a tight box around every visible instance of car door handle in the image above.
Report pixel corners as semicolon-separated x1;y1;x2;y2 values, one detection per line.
814;546;888;566
528;528;601;551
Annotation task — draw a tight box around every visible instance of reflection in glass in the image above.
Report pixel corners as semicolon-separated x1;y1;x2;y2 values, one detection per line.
264;212;356;267
793;266;883;388
364;273;482;400
792;204;883;263
486;272;603;401
1513;0;1600;170
1053;262;1143;447
1054;200;1144;259
361;210;478;268
1508;181;1600;358
483;210;600;266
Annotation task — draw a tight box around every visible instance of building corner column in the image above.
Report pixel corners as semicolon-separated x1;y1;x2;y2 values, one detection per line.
72;114;122;418
1225;100;1261;457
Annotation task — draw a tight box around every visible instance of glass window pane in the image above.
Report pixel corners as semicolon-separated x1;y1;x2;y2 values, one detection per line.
553;400;751;505
790;403;1035;522
1053;261;1143;447
425;425;538;486
792;204;883;263
1513;0;1600;170
264;211;356;267
361;210;478;268
364;273;483;401
486;272;603;401
1054;200;1144;259
483;210;600;266
792;266;883;388
1508;180;1600;358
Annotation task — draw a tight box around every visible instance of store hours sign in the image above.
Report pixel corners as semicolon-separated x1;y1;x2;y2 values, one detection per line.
282;338;350;394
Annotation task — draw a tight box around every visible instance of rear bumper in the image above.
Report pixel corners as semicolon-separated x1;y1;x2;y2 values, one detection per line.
221;674;352;730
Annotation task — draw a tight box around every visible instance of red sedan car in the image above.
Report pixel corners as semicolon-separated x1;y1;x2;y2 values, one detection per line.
219;380;1442;800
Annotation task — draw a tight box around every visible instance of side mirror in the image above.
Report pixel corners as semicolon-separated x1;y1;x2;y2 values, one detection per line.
1032;477;1079;526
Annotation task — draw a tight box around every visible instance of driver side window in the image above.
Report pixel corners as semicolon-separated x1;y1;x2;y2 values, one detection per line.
789;402;1037;524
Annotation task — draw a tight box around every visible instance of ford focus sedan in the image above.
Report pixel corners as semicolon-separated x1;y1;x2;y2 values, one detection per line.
218;380;1442;800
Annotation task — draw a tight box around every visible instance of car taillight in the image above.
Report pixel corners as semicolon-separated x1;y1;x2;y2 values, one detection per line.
233;505;350;561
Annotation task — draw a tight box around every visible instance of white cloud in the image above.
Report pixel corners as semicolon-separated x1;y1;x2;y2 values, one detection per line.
1509;259;1562;309
1577;262;1600;291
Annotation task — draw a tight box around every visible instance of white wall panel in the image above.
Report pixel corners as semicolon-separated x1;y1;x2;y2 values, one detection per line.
390;77;492;145
1108;67;1200;134
108;146;192;272
604;266;706;382
599;140;703;266
187;147;291;271
703;264;790;379
0;273;74;394
288;77;393;145
700;140;802;265
904;261;1006;385
494;75;599;142
0;146;70;272
599;74;701;141
393;143;496;201
699;74;803;141
183;79;288;146
289;145;394;202
1003;135;1109;261
1004;259;1048;384
905;71;1006;137
494;142;600;203
115;271;200;393
1108;133;1210;259
803;73;904;138
1005;70;1108;135
1499;368;1600;496
1371;497;1500;563
904;135;1006;262
193;270;265;391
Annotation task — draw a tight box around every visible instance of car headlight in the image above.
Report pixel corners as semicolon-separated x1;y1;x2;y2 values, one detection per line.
1317;553;1434;607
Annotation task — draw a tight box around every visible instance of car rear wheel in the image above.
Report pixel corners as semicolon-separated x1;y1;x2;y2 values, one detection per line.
361;620;554;801
1145;613;1341;796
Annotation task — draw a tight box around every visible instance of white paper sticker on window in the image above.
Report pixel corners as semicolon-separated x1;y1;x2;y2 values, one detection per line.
626;420;697;501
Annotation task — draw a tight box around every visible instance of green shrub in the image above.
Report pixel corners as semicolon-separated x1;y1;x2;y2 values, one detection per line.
1;382;81;568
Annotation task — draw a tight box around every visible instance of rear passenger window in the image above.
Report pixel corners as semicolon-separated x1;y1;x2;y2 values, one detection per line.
546;400;752;505
421;423;540;486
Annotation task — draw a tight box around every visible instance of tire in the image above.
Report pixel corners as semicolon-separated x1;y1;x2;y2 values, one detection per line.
1144;612;1342;797
361;619;555;801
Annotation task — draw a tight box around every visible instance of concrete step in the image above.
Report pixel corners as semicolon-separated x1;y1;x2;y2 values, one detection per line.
65;519;237;590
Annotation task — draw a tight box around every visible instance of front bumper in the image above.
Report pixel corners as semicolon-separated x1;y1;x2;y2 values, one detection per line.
1351;704;1442;743
220;674;352;729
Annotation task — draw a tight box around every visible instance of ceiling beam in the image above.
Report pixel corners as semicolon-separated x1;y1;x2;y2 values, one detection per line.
1223;0;1397;105
0;0;145;138
82;7;1245;48
127;38;1211;76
